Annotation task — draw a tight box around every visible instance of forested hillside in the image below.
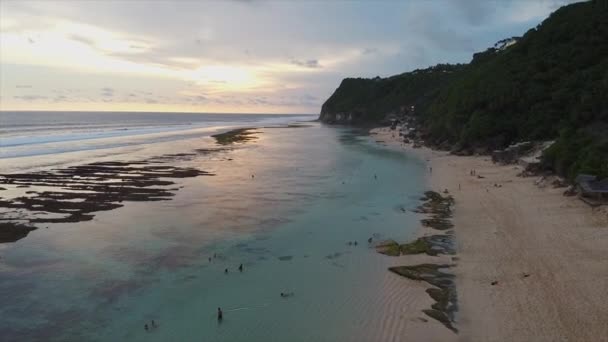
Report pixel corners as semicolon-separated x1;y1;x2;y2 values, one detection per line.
320;0;608;179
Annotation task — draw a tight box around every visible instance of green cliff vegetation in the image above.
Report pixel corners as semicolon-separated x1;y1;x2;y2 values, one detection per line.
319;64;464;123
320;0;608;179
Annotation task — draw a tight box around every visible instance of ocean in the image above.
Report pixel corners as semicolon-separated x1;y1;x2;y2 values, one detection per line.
0;111;428;341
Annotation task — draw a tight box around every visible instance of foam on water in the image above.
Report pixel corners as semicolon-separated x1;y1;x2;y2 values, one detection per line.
0;111;315;159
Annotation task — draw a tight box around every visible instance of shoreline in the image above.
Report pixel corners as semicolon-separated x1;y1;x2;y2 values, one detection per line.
0;123;452;341
372;127;608;341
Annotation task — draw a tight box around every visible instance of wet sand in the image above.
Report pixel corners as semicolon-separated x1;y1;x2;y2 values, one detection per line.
373;127;608;341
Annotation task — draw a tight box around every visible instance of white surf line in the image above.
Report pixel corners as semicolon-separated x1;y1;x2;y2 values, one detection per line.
225;303;270;312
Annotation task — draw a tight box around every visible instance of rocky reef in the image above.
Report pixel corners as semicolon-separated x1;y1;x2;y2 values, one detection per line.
376;190;458;332
212;128;260;145
0;132;254;244
389;264;458;333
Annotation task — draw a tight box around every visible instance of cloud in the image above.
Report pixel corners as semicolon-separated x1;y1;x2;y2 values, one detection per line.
289;59;321;69
100;87;114;97
13;95;47;101
69;34;96;47
503;0;575;24
0;0;579;113
453;0;495;26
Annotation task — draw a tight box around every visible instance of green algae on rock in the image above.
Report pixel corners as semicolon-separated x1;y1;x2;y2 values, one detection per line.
212;128;260;145
421;217;454;230
375;239;401;256
400;234;455;256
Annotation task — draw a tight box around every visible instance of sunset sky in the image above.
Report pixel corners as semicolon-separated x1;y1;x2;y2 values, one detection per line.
0;0;575;114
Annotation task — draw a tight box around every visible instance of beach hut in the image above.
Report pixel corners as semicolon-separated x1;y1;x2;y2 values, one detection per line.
575;174;608;204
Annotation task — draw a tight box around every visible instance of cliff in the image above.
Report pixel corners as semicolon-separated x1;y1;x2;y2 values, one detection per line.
319;0;608;179
319;64;463;124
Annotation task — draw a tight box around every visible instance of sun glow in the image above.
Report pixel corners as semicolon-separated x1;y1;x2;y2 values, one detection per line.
0;12;324;113
185;65;261;90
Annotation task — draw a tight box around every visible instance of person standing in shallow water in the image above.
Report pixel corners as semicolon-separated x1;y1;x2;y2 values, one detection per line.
217;307;223;321
238;264;243;272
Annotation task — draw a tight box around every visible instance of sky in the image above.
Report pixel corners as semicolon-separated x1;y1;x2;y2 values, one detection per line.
0;0;578;114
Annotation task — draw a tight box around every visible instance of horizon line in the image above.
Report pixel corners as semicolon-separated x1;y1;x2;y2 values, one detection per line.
0;109;317;115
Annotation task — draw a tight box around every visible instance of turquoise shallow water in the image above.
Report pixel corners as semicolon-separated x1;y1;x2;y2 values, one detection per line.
0;123;427;341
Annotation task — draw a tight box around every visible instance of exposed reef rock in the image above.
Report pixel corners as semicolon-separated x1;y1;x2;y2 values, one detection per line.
378;189;458;332
400;234;455;256
0;222;37;243
212;128;260;145
389;264;457;332
375;239;401;256
0;144;238;243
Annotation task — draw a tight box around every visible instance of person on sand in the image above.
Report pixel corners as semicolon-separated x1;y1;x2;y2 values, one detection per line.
217;307;223;321
368;237;372;244
144;324;149;331
238;264;243;272
224;268;228;274
151;320;157;329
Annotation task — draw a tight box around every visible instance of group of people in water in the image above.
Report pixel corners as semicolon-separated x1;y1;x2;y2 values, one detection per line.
143;320;158;332
223;263;244;274
210;216;379;324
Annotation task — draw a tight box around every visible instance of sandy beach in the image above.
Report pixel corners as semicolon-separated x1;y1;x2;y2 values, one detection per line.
373;127;608;341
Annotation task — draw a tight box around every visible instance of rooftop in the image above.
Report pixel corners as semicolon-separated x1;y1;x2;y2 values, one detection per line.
576;174;608;194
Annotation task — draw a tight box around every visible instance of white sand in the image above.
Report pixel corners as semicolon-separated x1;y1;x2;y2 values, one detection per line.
373;127;608;341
